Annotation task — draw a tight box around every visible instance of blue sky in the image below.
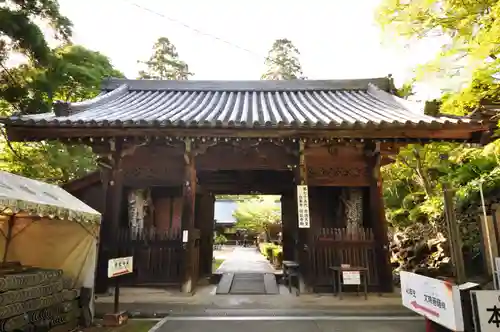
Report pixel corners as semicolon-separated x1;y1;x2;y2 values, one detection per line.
51;0;448;99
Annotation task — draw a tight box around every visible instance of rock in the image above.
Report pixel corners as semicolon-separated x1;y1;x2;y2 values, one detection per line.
390;223;452;282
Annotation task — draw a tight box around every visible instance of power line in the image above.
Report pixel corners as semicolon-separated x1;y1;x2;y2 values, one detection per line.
121;0;271;63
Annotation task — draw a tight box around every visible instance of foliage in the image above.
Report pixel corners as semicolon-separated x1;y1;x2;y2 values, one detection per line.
0;45;123;183
233;196;281;238
376;0;500;115
0;0;72;65
138;37;193;80
213;233;227;245
261;38;304;80
377;0;500;275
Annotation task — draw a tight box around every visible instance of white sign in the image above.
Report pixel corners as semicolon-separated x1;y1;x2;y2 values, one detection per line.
342;271;361;285
400;271;464;331
296;185;310;229
108;256;133;278
182;230;189;243
472;290;500;332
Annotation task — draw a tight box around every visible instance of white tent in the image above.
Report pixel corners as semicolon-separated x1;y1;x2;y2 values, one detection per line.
0;170;101;290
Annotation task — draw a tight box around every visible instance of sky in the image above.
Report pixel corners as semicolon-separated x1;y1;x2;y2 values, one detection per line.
48;0;449;99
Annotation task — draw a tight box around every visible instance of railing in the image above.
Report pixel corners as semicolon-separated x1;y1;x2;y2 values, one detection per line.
307;226;379;289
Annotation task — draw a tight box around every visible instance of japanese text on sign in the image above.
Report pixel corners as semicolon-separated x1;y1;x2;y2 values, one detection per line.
296;185;310;229
108;256;133;278
472;290;500;332
400;271;464;331
342;271;361;285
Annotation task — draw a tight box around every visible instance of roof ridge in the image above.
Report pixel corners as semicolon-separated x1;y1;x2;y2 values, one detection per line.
102;77;392;92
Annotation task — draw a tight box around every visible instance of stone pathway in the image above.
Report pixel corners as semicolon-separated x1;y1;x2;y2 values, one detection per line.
216;247;275;274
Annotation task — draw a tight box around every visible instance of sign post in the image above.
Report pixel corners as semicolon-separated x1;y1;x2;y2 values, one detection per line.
103;256;133;327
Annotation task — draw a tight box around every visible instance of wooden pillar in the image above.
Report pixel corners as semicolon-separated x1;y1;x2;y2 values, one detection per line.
281;191;297;261
196;192;215;277
95;140;124;293
293;140;309;292
366;141;392;292
181;139;197;293
95;167;110;294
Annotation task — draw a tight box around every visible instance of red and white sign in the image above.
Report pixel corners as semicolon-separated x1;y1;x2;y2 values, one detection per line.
400;271;464;331
108;256;133;278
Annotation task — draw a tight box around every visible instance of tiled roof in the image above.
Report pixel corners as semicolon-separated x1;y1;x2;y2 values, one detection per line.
3;78;477;129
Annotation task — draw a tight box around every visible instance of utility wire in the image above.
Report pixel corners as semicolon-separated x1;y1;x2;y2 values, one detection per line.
122;0;273;64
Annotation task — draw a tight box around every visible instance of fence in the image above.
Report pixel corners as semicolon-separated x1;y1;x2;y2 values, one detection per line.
115;228;184;285
306;226;379;289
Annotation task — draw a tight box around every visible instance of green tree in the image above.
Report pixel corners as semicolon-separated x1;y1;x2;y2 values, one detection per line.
233;196;281;240
0;45;124;183
138;37;193;80
261;39;304;80
376;0;500;115
0;0;72;65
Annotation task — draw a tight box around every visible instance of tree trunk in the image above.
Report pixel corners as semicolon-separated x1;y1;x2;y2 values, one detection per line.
412;148;432;196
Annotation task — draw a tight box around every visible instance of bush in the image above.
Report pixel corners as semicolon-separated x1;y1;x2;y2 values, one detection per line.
259;242;283;267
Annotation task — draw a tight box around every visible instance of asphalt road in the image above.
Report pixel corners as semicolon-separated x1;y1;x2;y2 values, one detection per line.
152;316;426;332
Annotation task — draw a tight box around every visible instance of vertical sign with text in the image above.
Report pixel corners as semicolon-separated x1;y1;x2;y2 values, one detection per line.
472;290;500;332
297;185;310;229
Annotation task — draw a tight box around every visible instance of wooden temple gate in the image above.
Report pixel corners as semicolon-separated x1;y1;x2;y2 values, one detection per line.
2;77;493;294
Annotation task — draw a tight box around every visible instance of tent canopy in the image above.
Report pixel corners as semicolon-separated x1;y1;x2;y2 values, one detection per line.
0;170;100;224
0;171;101;289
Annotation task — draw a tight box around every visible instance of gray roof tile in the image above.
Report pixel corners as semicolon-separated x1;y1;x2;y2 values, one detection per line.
4;78;475;129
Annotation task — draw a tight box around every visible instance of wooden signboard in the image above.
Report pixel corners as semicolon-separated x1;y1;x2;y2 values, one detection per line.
297;185;310;229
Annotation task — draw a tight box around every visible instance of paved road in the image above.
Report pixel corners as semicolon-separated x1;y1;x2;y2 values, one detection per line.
216;247;274;273
153;317;425;332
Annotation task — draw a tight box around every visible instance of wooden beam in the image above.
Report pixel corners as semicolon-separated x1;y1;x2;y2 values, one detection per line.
4;125;488;142
180;138;198;293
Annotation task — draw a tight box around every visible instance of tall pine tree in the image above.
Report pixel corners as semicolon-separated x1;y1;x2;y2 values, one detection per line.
261;39;304;80
138;37;193;80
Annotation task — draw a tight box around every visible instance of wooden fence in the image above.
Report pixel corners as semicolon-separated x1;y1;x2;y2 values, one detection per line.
306;226;379;290
115;228;184;286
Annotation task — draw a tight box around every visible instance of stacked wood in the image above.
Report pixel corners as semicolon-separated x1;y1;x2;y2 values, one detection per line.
390;223;452;285
0;267;83;332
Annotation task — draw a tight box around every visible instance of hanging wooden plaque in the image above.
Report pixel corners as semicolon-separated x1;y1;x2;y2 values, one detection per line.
296;185;310;229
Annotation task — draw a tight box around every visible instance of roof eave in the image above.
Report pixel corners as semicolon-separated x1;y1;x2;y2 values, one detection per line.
2;122;491;143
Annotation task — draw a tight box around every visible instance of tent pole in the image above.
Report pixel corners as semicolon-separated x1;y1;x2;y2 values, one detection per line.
2;215;15;263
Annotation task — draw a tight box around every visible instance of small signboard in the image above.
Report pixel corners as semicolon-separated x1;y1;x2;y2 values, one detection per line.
400;271;464;331
472;290;500;332
182;230;189;243
108;257;133;278
342;271;361;285
296;185;310;229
